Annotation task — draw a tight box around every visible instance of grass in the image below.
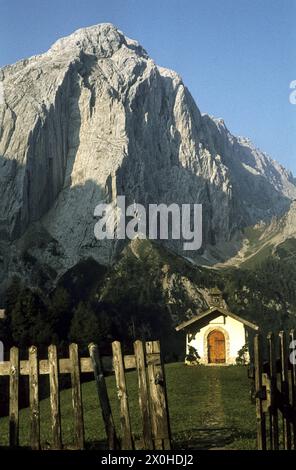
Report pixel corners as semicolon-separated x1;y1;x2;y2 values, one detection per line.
0;364;257;450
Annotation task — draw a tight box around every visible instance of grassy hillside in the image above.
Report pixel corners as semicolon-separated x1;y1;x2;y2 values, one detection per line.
0;364;257;450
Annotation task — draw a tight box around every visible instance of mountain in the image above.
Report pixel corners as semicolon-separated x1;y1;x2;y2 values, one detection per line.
0;23;295;296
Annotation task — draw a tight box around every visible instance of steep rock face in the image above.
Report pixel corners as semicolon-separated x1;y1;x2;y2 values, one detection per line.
0;24;295;291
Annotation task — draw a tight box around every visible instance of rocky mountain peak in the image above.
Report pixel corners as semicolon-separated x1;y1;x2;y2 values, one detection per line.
48;23;148;60
0;24;295;293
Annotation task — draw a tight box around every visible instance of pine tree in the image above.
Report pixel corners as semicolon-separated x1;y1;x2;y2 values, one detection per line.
50;287;72;340
69;302;101;350
10;288;53;347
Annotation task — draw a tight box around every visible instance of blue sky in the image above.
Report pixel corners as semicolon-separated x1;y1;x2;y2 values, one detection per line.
0;0;295;174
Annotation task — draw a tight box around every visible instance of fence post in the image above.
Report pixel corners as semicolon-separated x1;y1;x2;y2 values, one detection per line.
134;340;154;450
0;340;3;362
69;343;85;449
279;331;292;450
254;334;266;450
267;332;279;450
145;341;171;450
112;341;133;450
48;344;62;449
88;343;119;450
9;346;19;447
29;345;40;450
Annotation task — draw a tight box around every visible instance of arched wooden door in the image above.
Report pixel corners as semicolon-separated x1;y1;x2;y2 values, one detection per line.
207;330;226;364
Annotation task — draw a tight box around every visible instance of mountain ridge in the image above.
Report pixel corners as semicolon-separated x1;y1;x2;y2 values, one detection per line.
0;23;295;294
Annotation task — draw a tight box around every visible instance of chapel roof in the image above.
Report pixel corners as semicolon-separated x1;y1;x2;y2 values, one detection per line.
175;305;259;332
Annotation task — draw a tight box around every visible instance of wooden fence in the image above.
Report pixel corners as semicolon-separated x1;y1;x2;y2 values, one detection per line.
253;330;296;450
0;340;171;450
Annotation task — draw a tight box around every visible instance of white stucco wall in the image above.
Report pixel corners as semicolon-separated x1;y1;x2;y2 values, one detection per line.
186;315;248;365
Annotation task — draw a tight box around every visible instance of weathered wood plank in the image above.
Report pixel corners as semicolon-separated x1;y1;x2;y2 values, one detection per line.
279;331;292;450
134;340;153;450
112;341;133;449
60;358;71;374
80;357;93;373
9;347;19;447
20;360;29;375
48;345;62;449
29;345;40;450
39;360;48;374
123;354;161;370
69;343;85;449
88;343;119;450
0;354;160;376
254;334;266;450
145;341;171;450
267;332;279;450
0;361;10;375
123;355;136;370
